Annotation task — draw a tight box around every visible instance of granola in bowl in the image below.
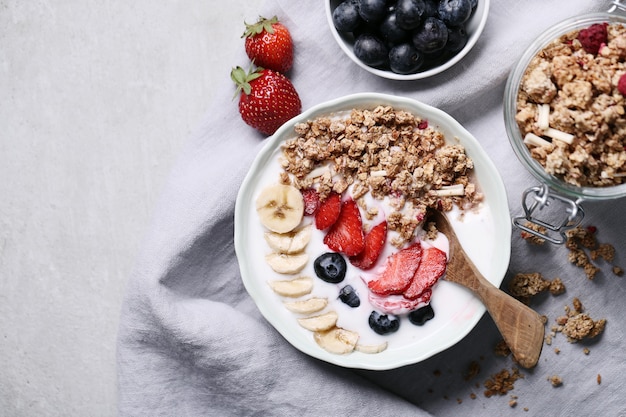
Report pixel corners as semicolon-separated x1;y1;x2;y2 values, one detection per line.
504;13;626;200
235;93;511;370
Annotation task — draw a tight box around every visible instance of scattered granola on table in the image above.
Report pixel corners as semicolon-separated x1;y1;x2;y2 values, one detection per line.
483;367;524;398
565;225;622;279
515;22;626;187
554;297;606;343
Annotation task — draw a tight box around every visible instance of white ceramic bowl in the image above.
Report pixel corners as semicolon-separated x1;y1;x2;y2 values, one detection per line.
235;93;510;370
325;0;490;80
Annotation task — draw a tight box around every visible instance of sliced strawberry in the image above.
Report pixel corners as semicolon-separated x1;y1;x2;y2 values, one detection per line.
301;188;320;216
367;242;423;296
323;198;365;257
403;247;447;300
368;288;432;315
349;220;387;270
315;192;342;230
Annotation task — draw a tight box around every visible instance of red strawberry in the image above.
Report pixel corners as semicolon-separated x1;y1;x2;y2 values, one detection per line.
243;16;294;73
367;242;423;296
315;192;342;230
349;220;387;270
323;198;365;256
618;73;626;96
301;188;320;216
231;66;301;136
403;247;447;300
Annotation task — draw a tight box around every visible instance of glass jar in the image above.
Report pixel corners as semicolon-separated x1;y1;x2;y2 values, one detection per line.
503;1;626;243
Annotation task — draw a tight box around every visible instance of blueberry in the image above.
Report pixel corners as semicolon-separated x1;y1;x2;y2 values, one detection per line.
389;43;424;74
314;252;347;283
333;0;362;32
395;0;426;30
421;0;439;17
358;0;388;23
437;0;472;26
354;33;389;67
408;304;435;325
445;25;468;55
369;311;400;335
338;285;360;307
379;12;410;44
412;17;448;53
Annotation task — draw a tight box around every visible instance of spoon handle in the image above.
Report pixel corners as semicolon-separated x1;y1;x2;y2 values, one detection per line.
446;241;545;368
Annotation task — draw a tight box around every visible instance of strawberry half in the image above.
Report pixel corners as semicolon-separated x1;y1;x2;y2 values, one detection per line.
231;66;301;136
301;188;320;216
323;198;365;257
243;16;294;73
367;242;423;296
403;247;447;300
349;220;387;270
315;192;342;230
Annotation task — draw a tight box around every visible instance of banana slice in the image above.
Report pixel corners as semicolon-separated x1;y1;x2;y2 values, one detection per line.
256;184;304;234
313;327;359;354
265;252;309;274
355;341;388;354
283;297;328;314
264;225;313;254
267;276;313;297
297;311;339;332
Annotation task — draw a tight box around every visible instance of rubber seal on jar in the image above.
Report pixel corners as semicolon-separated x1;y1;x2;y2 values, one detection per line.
512;184;585;244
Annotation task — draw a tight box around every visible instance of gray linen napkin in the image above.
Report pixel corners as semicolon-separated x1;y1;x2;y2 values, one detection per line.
118;1;626;416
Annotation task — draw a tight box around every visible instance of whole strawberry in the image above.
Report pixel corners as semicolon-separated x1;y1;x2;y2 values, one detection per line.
243;16;294;73
231;66;301;136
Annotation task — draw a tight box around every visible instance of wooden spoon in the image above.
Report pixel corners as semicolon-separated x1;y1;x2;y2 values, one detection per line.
429;209;545;368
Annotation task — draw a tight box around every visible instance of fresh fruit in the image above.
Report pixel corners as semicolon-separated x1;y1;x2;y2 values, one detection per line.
359;0;389;23
266;252;309;274
368;290;431;315
331;0;477;74
231;66;301;136
323;198;366;256
315;192;342;230
408;304;435;325
379;12;411;44
255;183;304;233
389;43;424;74
355;341;388;354
314;252;347;284
577;23;608;55
242;16;294;73
264;225;312;254
268;276;313;297
338;285;361;307
301;188;321;216
349;220;387;270
403;246;447;299
354;33;389;67
396;0;425;30
368;311;400;335
313;327;359;354
412;17;449;53
437;0;472;27
283;297;328;314
367;242;423;295
297;311;339;332
333;0;362;32
445;25;468;55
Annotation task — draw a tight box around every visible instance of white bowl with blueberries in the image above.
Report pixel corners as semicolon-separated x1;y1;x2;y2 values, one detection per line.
326;0;490;80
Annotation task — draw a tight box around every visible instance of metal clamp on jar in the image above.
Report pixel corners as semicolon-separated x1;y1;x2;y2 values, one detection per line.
504;2;626;244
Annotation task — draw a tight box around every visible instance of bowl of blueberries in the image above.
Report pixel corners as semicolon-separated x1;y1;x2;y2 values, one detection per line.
326;0;489;79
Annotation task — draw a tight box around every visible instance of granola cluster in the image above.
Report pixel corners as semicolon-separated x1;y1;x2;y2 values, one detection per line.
515;23;626;187
552;297;606;343
280;105;482;246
